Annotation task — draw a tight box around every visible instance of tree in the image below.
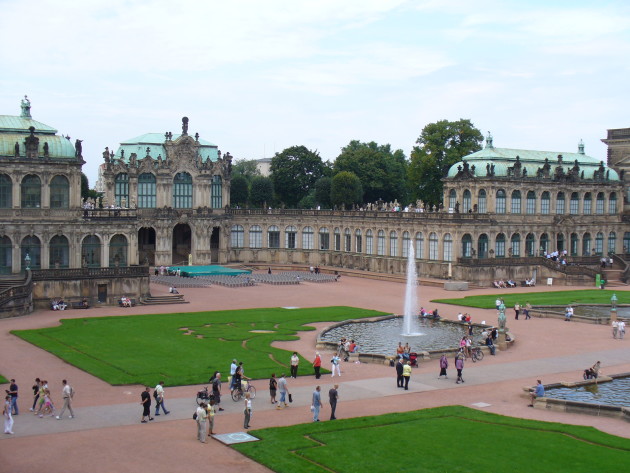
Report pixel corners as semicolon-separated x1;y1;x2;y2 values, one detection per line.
232;159;261;183
270;146;326;208
408;119;483;206
81;172;101;201
314;176;332;208
333;141;407;205
331;171;363;210
249;176;274;208
230;175;249;207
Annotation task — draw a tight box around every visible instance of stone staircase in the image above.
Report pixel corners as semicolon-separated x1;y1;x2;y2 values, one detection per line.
139;294;188;305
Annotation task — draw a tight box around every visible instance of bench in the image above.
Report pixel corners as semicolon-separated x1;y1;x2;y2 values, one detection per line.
71;301;90;309
118;298;137;307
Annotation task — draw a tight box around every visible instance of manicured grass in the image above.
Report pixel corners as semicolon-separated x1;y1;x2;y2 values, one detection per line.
432;289;630;309
0;374;8;384
233;406;630;473
12;307;384;387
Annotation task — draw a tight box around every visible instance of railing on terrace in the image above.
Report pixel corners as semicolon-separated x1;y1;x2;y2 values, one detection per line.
226;208;494;220
82;208;138;220
31;265;149;281
457;256;598;277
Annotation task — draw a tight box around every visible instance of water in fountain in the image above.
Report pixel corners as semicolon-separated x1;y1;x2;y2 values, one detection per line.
402;244;423;336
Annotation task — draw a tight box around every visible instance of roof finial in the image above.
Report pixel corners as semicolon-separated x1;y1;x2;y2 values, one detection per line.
578;139;585;155
20;95;32;118
485;131;493;149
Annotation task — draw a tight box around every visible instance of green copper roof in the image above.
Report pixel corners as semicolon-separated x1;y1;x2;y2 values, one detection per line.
0;114;58;134
115;133;219;162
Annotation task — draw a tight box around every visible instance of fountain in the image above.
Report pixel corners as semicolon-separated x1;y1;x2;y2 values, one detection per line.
402;244;422;336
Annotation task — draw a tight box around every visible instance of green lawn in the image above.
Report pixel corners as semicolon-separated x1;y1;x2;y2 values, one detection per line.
432;289;630;309
0;374;8;384
233;406;630;473
11;306;384;387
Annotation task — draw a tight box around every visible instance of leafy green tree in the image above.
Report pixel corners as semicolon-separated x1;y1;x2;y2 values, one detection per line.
298;191;316;209
230;175;249;207
249;176;274;208
333;141;407;205
331;171;363;210
270;146;326;208
81;173;101;201
408;119;483;206
232;159;261;183
314;176;332;208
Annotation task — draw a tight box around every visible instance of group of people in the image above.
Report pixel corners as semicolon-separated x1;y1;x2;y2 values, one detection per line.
311;384;339;421
50;298;67;310
120;296;133;307
140;381;171;423
611;319;626;339
493;279;517;288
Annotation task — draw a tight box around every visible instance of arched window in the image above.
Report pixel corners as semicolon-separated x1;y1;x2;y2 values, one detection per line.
540;233;549;255
334;227;341;251
21;235;41;269
595;232;604;256
21;175;41;208
448;189;456;210
138;173;156;208
0;174;11;208
268;225;280;248
510;233;521;257
525;233;536;256
211;175;222;208
478;234;489;258
415;232;424;259
526;191;536;214
570;192;579;215
556;233;565;253
443;233;453;261
623;232;630;254
49;235;69;268
366;230;373;254
0;235;12;274
609;192;617;214
319;227;330;250
495;233;506;258
541;192;550;215
173;172;192;208
478;189;487;213
377;230;385;256
608;232;616;254
302;226;314;250
114;173;128;207
461;234;472;258
355;229;362;253
285;226;296;249
249;225;262;249
462;190;471;213
583;192;592;214
50;175;69;209
555;192;565;214
596;192;605;214
511;190;521;214
344;228;352;252
81;235;101;267
582;233;591;256
429;232;438;260
402;231;410;258
570;233;579;257
389;231;398;257
231;225;244;248
496;190;506;214
109;234;128;267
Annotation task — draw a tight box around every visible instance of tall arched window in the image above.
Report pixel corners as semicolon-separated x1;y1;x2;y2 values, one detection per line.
366;230;373;254
555;192;565;214
525;233;536;256
415;232;424;259
249;225;262;249
496;190;506;214
595;232;604;256
319;227;330;250
389;231;398;257
443;233;453;261
511;190;521;214
0;235;12;274
478;189;487;213
50;175;69;208
268;225;280;248
608;232;616;254
582;233;591;256
109;234;128;267
138;173;156;208
526;191;536;214
609;192;617;214
49;235;69;268
21;235;41;269
540;233;549;255
478;234;488;258
355;229;362;253
114;173;128;207
570;233;579;257
402;231;410;258
541;192;550;215
462;190;471;213
623;232;630;253
510;233;521;257
173;172;192;208
461;234;472;258
231;225;244;248
211;175;222;208
285;225;297;249
448;189;457;210
21;175;41;208
556;233;565;253
302;226;314;250
596;192;605;214
495;233;506;258
429;232;438;260
344;228;352;252
570;192;579;215
81;235;101;267
334;227;341;251
0;174;11;208
583;192;592;214
377;230;385;256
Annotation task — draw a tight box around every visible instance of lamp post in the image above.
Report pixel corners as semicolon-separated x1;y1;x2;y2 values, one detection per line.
24;252;31;271
611;293;618;323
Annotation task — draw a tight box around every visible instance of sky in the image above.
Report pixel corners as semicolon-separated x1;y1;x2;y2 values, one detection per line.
1;0;629;187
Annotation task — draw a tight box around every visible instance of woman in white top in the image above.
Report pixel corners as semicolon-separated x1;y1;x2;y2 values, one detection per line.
243;393;252;429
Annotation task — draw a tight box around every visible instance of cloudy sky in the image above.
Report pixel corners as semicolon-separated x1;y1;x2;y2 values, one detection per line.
1;0;629;186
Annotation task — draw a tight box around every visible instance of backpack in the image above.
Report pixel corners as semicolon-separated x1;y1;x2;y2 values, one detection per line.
193;412;197;420
153;389;158;400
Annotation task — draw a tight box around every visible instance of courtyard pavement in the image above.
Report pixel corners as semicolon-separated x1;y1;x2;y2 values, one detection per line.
1;274;629;473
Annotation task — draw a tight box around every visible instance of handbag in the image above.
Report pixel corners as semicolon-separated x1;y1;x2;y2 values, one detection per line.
289;394;293;403
310;405;314;412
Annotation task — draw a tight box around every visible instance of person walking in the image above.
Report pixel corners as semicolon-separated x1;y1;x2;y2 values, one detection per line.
3;394;14;434
212;372;224;411
269;373;278;404
56;379;75;419
290;352;300;378
331;354;341;377
154;381;170;416
29;378;41;412
612;320;619;339
402;360;412;390
438;354;448;379
329;385;339;420
618;319;626;339
311;386;322;422
7;379;18;416
514;302;520;320
313;352;322;379
140;386;153;423
229;359;238;391
276;374;289;409
455;354;465;384
524;301;532;320
396;358;404;387
196;402;208;443
243;392;252;429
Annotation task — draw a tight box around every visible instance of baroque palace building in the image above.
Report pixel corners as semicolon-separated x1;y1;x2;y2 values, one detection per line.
0;98;629;313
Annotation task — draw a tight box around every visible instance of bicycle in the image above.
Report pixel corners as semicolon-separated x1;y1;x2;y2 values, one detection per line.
470;346;484;363
231;380;256;401
196;386;213;406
